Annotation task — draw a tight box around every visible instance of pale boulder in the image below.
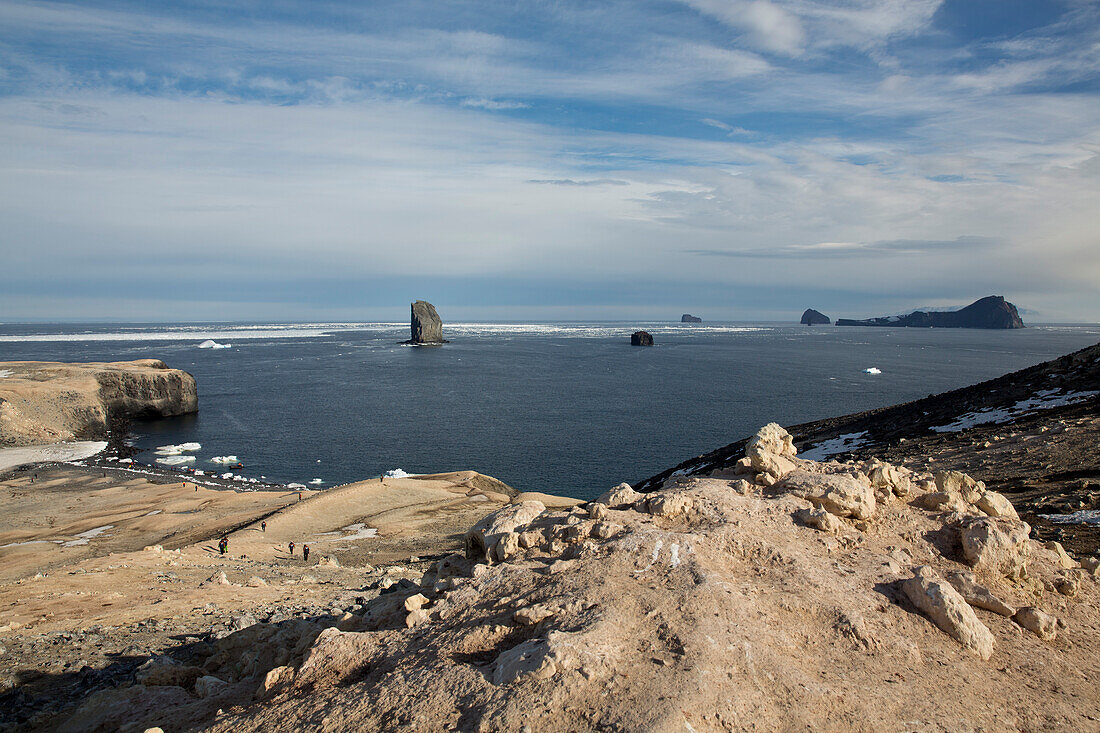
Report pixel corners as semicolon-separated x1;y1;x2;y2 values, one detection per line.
194;675;228;699
492;639;556;685
902;566;994;660
934;471;985;504
974;491;1019;520
746;422;797;458
944;570;1016;617
596;483;643;509
1013;607;1061;641
645;492;695;518
465;500;545;563
793;506;843;535
956;516;1031;580
778;470;876;520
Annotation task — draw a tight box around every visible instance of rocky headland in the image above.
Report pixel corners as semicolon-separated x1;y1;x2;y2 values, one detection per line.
836;295;1025;329
800;308;830;325
0;360;197;448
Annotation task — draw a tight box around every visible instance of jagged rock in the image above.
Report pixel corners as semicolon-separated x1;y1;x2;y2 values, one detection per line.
956;516;1031;580
294;628;379;689
794;506;843;534
912;491;970;514
492;639;556;685
588;502;609;520
902;566;994;659
404;594;429;612
944;570;1016;617
465;501;545;563
1013;607;1061;640
246;576;268;587
778;470;876;520
1054;572;1082;597
194;675;228;699
1082;557;1100;576
630;330;654;346
317;555;340;568
1044;541;1077;570
201;571;231;587
408;300;444;344
592;521;623;540
800;308;830;325
747;422;797;458
681;314;702;323
405;608;430;628
934;471;986;504
135;657;203;688
863;460;912;497
974;491;1019;519
514;604;557;626
255;666;294;700
230;613;257;632
597;483;643;508
645;492;695;518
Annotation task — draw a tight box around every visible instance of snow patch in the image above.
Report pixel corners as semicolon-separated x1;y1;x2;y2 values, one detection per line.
1040;510;1100;526
198;340;231;349
0;369;12;378
799;432;870;461
63;525;114;546
931;390;1099;433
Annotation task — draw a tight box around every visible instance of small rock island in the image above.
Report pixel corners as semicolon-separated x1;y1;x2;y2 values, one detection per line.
681;314;702;323
406;300;448;344
800;309;830;325
836;296;1025;329
631;331;654;346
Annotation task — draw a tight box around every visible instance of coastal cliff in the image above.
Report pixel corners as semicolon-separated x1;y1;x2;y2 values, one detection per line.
0;359;197;447
836;295;1024;329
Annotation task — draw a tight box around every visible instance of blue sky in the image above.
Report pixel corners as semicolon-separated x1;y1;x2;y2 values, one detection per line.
1;0;1098;321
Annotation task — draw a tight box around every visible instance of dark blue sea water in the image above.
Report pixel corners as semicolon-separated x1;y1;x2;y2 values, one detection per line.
2;321;1098;500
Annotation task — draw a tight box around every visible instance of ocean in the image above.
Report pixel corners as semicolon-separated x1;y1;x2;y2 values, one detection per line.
2;321;1098;500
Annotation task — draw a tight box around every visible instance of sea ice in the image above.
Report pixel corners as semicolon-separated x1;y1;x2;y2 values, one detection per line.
287;483;306;489
198;340;231;349
310;478;324;485
385;468;412;478
864;367;882;375
156;443;201;455
210;456;239;464
157;455;195;465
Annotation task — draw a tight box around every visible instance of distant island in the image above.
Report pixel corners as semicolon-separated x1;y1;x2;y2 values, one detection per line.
681;314;702;323
836;296;1024;329
800;309;830;325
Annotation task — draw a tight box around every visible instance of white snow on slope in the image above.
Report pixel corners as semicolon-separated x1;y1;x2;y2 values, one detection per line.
931;390;1099;433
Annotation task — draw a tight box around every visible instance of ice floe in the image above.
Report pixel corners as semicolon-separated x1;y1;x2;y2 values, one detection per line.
157;455;195;466
287;483;306;489
863;367;882;375
799;432;870;461
155;443;201;456
198;339;231;349
309;478;324;485
210;455;239;464
931;389;1099;433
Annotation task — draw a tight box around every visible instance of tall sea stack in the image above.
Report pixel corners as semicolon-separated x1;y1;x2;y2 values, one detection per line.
409;300;445;344
681;314;702;323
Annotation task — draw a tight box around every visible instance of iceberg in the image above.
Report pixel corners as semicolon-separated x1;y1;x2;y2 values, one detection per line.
198;340;231;349
157;455;195;465
863;367;882;375
210;455;239;464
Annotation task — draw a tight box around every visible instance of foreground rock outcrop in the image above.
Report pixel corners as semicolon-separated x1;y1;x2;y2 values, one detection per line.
630;330;653;346
800;308;830;325
407;300;445;344
49;425;1098;732
0;360;197;447
837;295;1024;329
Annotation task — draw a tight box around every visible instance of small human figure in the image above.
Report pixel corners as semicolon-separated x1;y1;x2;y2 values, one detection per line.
303;545;310;562
218;538;227;555
288;541;295;555
297;492;302;502
261;521;267;533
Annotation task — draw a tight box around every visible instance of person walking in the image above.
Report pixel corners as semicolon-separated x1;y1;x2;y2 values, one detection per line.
288;541;295;556
261;521;266;533
303;544;310;563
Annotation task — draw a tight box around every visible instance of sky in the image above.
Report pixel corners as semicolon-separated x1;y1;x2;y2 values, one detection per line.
1;0;1098;322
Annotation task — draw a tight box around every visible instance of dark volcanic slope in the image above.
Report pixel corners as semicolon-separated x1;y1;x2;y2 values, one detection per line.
635;342;1100;554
